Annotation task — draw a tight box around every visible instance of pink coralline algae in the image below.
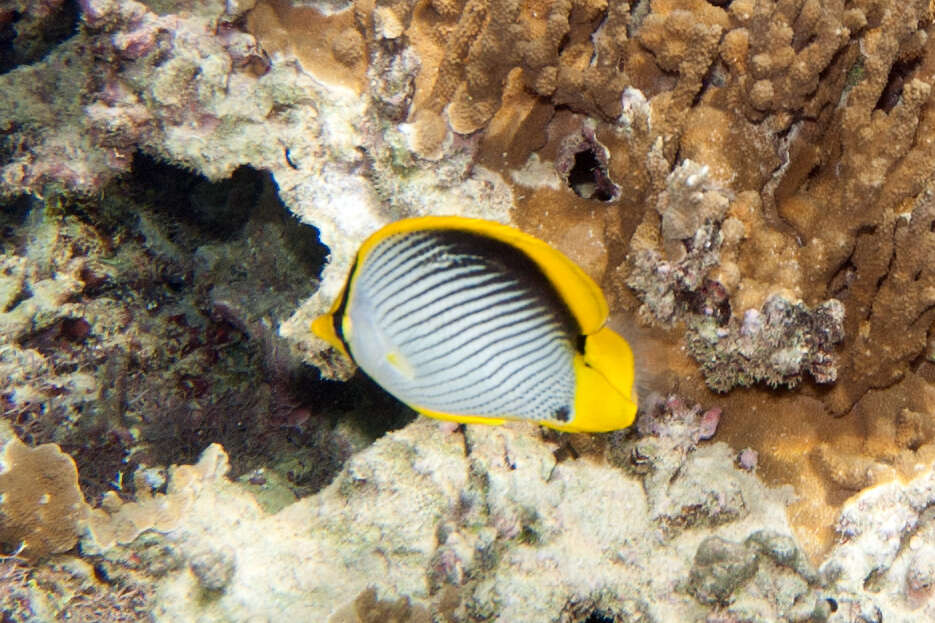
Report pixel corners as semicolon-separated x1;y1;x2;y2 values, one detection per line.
1;0;301;198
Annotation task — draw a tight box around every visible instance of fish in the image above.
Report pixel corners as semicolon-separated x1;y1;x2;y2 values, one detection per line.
311;216;638;433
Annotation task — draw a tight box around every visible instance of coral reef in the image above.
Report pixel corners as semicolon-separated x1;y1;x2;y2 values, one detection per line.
0;555;152;621
1;0;517;380
0;0;931;409
0;158;386;512
6;0;935;619
0;0;79;74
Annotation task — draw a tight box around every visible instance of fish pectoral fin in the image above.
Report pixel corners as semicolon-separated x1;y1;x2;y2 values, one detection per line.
385;350;416;379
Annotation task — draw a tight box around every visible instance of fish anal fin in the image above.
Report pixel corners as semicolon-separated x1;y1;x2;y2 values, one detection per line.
411;403;508;427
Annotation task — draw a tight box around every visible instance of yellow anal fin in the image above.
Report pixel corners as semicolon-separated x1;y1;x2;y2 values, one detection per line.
411;403;507;427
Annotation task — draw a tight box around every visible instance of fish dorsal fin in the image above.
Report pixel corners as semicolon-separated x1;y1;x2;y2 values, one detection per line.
354;216;609;335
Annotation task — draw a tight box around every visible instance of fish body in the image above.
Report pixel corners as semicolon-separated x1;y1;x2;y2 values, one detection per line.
312;216;638;433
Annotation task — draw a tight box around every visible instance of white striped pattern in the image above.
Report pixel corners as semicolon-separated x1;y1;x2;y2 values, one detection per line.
345;230;577;422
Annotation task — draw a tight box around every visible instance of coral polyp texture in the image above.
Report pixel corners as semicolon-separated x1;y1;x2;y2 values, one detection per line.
6;0;935;619
0;426;89;560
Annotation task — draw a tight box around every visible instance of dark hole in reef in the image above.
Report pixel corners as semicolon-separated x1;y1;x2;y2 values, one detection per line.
136;364;416;498
0;0;80;75
0;541;24;556
828;257;857;299
567;148;618;202
0;195;32;253
128;153;257;242
552;440;579;463
875;56;923;113
122;153;328;284
583;612;617;623
557;33;571;56
0;156;338;503
826;597;838;612
692;60;726;107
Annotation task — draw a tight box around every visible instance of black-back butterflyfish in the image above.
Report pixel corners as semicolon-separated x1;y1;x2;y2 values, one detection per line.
311;216;638;433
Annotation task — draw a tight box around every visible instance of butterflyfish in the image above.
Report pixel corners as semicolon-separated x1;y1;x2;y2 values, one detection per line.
312;216;638;433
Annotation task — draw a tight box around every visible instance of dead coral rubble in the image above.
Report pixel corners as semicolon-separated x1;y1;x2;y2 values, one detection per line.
70;400;935;622
0;556;152;622
687;296;845;391
80;417;806;622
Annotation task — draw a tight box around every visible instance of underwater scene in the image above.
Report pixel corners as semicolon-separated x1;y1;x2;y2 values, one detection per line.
3;0;935;620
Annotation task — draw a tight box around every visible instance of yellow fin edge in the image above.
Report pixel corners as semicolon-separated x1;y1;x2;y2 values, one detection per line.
311;313;350;360
411;404;508;427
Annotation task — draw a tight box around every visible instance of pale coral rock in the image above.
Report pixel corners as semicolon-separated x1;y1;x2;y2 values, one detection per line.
688;536;759;606
817;460;935;620
76;417;804;621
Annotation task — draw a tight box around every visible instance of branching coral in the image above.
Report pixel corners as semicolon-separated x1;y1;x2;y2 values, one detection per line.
825;185;935;413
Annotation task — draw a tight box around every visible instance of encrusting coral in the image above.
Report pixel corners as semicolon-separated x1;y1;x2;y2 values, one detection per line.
0;425;88;560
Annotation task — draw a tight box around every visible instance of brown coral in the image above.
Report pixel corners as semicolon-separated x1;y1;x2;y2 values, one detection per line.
242;0;935;558
246;0;368;93
0;435;89;560
826;186;935;413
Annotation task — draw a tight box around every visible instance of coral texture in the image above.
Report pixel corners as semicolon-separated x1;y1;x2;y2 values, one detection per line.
61;412;935;622
0;556;152;622
83;418;808;622
6;0;935;592
0;427;88;560
0;0;515;381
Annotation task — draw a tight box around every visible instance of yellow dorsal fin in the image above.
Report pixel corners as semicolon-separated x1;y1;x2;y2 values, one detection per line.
354;216;609;335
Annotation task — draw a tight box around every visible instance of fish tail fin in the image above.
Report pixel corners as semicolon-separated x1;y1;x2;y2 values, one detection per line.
567;326;639;432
